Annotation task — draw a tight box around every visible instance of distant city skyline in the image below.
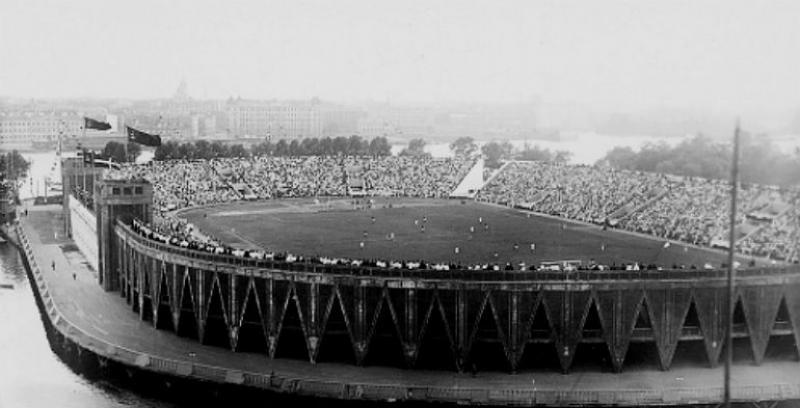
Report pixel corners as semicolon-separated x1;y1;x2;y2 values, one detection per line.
3;1;800;130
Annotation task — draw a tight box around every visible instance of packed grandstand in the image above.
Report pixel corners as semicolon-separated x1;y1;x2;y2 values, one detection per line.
104;155;800;266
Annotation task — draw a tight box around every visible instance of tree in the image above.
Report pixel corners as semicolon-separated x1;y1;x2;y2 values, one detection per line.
319;137;334;156
514;145;573;164
348;135;368;156
274;139;289;156
101;142;126;163
450;137;477;157
288;139;301;156
154;140;180;160
330;136;347;155
650;136;728;180
596;146;637;168
194;140;212;160
251;140;274;157
301;138;320;156
482;141;513;168
737;133;800;186
126;142;142;162
176;142;195;159
209;141;229;158
368;137;391;156
101;141;140;163
0;150;30;180
553;150;572;163
400;138;429;157
634;142;672;173
228;144;249;158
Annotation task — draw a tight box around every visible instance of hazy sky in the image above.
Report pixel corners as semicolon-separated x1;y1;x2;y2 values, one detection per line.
2;0;800;115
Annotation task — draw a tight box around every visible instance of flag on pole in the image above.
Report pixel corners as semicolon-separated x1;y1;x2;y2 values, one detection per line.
126;126;162;147
83;117;112;131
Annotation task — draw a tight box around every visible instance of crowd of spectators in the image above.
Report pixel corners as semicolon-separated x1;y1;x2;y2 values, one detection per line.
479;161;669;225
132;219;273;260
478;160;800;263
618;178;762;246
106;156;473;214
109;154;799;266
213;156;346;199
736;203;800;262
106;160;240;211
343;156;472;198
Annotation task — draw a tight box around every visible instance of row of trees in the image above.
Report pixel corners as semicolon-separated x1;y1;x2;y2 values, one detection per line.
150;136;393;161
153;140;249;161
598;134;800;187
252;136;392;158
101;135;572;168
449;136;572;167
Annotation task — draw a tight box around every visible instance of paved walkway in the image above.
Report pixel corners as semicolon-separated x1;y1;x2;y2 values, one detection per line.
15;204;800;406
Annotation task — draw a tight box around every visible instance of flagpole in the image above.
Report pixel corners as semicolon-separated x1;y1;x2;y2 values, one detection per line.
57;119;64;158
81;119;87;198
124;126;129;163
724;121;741;408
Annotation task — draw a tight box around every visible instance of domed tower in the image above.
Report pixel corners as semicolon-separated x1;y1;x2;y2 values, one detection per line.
173;78;190;101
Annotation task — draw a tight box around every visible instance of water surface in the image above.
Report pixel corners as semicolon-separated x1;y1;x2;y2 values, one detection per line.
0;244;174;408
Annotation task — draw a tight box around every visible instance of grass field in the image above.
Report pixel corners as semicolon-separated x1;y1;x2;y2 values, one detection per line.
180;198;750;269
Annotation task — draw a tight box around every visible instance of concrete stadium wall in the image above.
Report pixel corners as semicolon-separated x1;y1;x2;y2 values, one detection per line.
114;221;800;374
68;194;99;272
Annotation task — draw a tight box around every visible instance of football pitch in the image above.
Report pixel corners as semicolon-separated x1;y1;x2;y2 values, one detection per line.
181;198;746;269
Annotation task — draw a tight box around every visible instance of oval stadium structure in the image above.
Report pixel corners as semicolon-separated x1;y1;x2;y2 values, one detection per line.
55;154;800;405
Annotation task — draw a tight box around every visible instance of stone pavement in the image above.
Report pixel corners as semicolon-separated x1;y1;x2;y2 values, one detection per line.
15;204;800;406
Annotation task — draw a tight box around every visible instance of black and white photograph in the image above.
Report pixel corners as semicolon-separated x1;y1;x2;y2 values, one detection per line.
1;1;800;407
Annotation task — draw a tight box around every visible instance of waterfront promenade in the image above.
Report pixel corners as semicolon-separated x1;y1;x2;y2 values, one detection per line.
16;204;800;406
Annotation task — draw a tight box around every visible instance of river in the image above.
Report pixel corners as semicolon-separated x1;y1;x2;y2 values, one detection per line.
0;244;177;408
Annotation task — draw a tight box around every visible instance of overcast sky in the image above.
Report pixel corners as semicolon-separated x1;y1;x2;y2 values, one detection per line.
2;0;800;116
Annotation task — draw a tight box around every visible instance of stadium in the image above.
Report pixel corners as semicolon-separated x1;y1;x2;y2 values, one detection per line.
62;154;800;376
